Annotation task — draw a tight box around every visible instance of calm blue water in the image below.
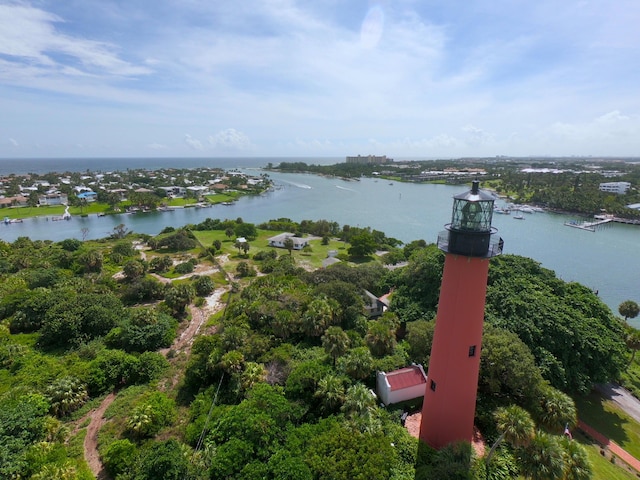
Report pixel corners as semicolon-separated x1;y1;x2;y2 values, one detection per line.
0;159;638;324
0;157;339;175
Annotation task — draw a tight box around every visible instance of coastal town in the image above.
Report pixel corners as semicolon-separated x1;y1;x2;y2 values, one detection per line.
0;167;272;222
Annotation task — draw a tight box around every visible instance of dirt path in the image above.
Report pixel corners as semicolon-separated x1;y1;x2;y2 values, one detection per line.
83;393;116;479
79;284;228;478
160;287;227;358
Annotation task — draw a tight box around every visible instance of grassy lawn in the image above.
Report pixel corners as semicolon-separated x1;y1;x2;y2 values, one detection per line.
574;428;640;480
1;191;252;220
575;392;640;460
204;192;242;204
192;229;378;276
165;197;195;207
619;359;640;399
2;202;116;219
2;204;66;219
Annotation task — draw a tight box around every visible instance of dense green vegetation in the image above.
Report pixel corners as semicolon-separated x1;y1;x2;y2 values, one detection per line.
0;215;636;479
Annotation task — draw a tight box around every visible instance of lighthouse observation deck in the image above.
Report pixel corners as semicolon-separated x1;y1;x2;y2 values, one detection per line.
437;228;503;258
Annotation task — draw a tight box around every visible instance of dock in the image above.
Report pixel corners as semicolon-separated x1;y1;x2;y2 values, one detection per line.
564;214;640;232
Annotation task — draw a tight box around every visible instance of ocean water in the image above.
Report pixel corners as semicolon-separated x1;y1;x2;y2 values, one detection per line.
0;157;339;175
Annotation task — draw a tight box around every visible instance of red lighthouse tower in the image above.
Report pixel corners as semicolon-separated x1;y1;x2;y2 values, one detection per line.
419;180;503;449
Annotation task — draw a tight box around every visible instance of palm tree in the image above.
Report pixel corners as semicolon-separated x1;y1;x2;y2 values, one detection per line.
127;404;154;438
234;239;243;255
272;310;298;339
27;190;39;212
315;374;346;413
625;327;640;369
365;314;398;357
31;461;77;480
322;326;350;365
428;442;482;480
80;249;103;273
342;383;380;433
537;385;577;434
283;237;294;256
560;436;592;480
342;383;375;418
486;405;535;466
302;298;334;337
241;362;266;392
46;376;89;417
220;350;245;374
338;346;374;380
518;431;565;480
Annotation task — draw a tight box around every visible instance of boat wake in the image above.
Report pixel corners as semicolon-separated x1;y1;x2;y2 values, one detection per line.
280;180;312;189
335;185;358;192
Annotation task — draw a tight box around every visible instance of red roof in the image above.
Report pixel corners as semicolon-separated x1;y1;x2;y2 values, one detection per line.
385;366;427;391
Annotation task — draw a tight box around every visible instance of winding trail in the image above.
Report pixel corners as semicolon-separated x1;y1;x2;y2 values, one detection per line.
80;286;227;478
83;393;116;479
79;243;230;478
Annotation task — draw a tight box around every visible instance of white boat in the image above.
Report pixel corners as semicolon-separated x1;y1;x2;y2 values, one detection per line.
513;210;525;220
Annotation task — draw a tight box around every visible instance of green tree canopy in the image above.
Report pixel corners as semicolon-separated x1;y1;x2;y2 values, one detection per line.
347;231;377;258
619;300;640;322
486;255;626;393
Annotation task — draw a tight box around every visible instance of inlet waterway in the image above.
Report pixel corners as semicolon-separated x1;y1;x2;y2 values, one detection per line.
1;166;638;324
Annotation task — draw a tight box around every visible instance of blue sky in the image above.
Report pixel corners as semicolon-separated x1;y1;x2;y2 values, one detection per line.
1;0;640;158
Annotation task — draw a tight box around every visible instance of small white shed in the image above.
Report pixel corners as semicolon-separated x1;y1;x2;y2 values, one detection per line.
376;365;428;406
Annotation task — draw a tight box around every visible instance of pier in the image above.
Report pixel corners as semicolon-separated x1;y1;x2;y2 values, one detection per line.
564;215;640;232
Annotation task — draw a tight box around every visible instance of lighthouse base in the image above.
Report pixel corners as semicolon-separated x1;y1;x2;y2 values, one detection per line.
419;253;490;449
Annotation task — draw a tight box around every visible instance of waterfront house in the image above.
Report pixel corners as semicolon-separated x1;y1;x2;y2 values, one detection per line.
38;193;68;206
158;186;186;197
267;233;308;250
0;195;28;207
186;185;210;196
376;365;428;406
77;191;98;202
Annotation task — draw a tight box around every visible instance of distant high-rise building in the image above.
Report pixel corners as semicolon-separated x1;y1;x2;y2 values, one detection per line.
419;180;503;449
345;155;391;165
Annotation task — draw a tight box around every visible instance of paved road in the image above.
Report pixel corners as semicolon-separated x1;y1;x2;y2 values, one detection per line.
595;383;640;423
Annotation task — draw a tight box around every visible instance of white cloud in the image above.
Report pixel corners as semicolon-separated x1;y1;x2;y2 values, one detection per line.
1;1;640;157
183;134;203;151
462;125;494;146
0;4;151;78
147;143;167;150
208;129;252;151
359;6;385;49
8;138;19;147
549;111;640;141
595;110;630;125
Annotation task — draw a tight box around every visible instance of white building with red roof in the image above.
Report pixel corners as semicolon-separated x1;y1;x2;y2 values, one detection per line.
376;364;428;406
